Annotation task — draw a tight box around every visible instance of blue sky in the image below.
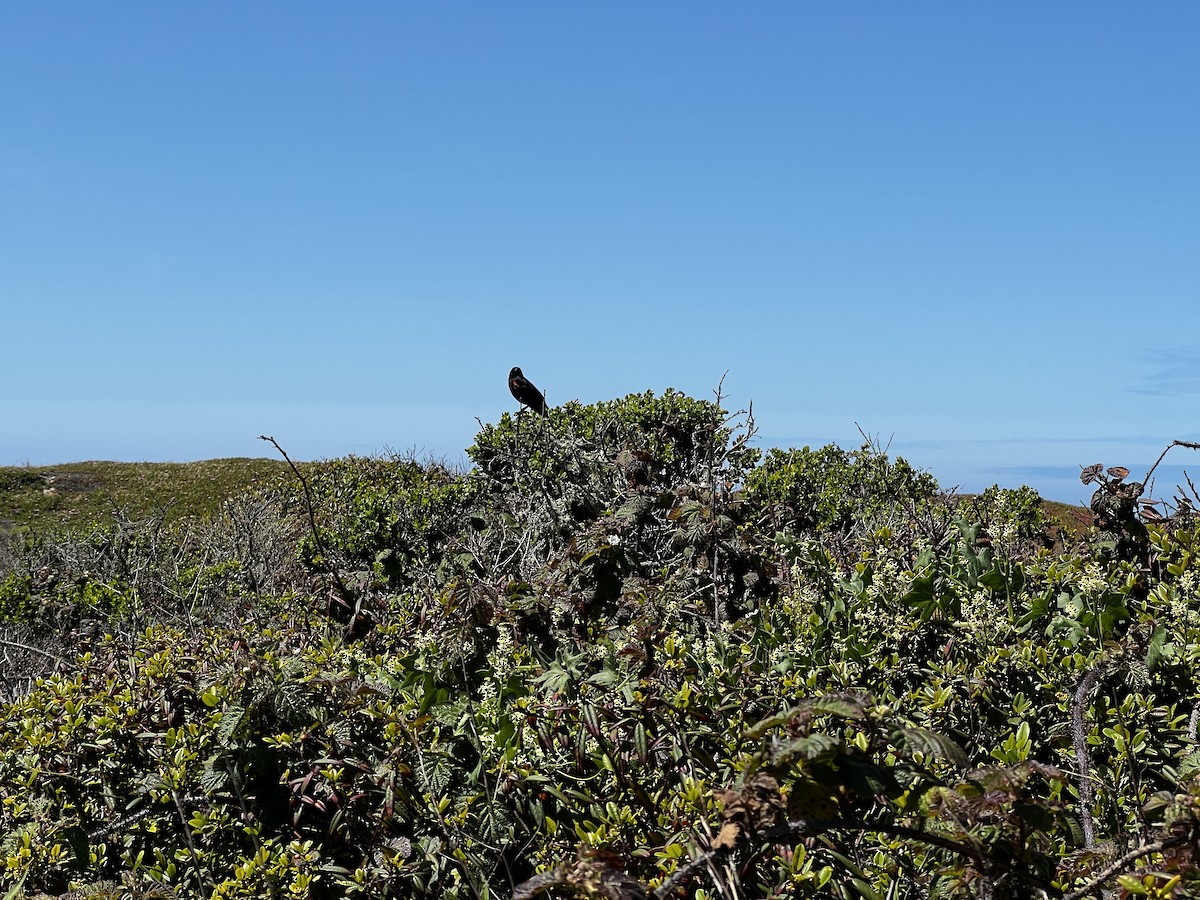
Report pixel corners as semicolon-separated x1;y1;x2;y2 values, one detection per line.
2;4;1198;504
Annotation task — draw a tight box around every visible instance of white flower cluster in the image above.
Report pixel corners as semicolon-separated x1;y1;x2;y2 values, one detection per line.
693;637;724;675
1076;563;1111;598
781;579;822;620
488;625;516;675
478;677;499;708
478;625;519;721
1156;571;1200;631
1177;568;1198;597
990;495;1021;542
408;627;442;655
990;519;1021;555
865;557;913;601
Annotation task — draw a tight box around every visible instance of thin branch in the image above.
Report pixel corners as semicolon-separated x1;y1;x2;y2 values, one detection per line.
1062;832;1194;900
1072;661;1110;848
855;422;896;455
1185;470;1200;507
171;787;215;895
0;637;64;665
257;435;350;600
709;374;728;627
1143;440;1200;492
652;816;1058;900
257;436;322;558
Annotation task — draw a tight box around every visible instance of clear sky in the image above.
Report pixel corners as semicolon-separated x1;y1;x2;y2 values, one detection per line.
2;4;1198;504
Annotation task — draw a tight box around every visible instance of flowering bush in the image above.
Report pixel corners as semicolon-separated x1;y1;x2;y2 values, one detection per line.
1;392;1198;899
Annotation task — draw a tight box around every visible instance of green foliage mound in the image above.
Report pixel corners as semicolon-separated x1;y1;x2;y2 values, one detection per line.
2;391;1200;900
746;443;940;535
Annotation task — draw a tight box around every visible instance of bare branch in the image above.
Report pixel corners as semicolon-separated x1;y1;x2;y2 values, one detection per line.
0;636;63;665
651;816;1059;900
257;435;351;603
1062;832;1194;900
1072;659;1115;849
1144;439;1200;492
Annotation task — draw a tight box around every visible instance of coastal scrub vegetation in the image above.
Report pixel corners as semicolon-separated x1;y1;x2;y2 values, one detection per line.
2;392;1200;899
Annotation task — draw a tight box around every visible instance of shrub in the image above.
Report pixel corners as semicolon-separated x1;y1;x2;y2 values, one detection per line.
2;395;1200;899
744;442;940;535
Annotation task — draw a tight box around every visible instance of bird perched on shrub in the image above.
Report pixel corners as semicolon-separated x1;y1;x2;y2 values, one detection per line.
508;366;547;415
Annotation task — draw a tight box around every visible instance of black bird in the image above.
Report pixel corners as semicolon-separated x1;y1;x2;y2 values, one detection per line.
508;366;547;415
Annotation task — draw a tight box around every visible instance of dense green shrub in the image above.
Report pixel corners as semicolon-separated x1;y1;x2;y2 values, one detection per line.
745;443;939;530
2;393;1199;899
285;454;472;589
470;388;757;492
461;390;768;633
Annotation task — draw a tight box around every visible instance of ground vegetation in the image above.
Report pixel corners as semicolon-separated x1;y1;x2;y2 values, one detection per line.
1;394;1199;899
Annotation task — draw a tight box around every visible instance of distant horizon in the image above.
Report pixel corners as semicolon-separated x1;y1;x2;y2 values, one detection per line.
4;5;1197;509
7;427;1200;509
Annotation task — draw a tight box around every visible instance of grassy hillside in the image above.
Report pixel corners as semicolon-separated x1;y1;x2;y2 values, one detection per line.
0;458;1091;538
0;458;290;533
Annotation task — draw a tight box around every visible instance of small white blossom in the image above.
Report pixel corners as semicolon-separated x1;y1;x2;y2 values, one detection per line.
1077;564;1109;598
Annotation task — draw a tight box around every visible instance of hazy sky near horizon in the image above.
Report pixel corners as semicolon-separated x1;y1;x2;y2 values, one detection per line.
3;4;1198;504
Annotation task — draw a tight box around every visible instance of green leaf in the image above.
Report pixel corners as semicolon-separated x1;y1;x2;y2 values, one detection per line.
2;873;28;900
1013;802;1055;832
893;727;968;768
745;695;867;740
771;733;841;765
743;710;794;740
634;722;649;764
850;877;884;900
806;695;868;720
59;825;90;872
1145;623;1169;670
431;698;469;728
587;665;622;688
1014;590;1052;632
1178;750;1200;780
582;703;601;739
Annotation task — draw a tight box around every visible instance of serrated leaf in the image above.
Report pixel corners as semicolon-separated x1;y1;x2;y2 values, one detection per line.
615;495;654;524
431;698;469;727
1178;750;1200;780
216;706;247;743
743;710;794;740
1145;623;1169;670
419;757;454;795
587;666;621;688
894;727;968;768
200;756;227;793
805;695;868;720
772;733;841;765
